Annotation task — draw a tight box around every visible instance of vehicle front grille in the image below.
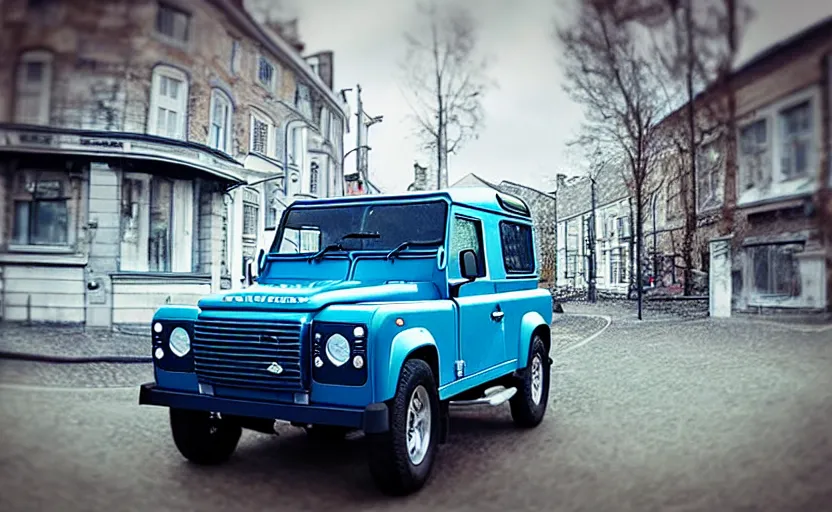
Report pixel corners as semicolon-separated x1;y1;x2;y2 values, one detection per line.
192;317;305;392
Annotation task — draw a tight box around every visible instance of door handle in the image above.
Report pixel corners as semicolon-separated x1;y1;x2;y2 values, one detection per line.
491;310;504;321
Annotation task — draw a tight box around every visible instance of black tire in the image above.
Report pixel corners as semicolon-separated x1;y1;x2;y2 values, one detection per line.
170;408;242;465
367;359;440;496
510;335;550;428
304;424;352;442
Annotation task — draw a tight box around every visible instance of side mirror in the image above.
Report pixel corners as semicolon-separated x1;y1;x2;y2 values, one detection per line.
460;249;479;281
243;257;254;287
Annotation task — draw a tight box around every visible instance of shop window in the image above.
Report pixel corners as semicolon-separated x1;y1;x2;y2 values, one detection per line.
749;243;803;298
11;170;69;246
120;173;195;272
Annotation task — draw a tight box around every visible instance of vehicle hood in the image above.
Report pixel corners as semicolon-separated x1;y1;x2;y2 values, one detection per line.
197;279;441;311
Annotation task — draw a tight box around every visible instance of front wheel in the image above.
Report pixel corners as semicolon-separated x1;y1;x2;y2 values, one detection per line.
367;359;440;496
170;408;242;465
510;335;550;428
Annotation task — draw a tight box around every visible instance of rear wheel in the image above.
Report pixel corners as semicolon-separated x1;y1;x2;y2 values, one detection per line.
367;359;440;496
510;335;550;428
170;408;242;465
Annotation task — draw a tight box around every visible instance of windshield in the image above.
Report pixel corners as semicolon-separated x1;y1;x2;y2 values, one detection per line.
271;200;448;254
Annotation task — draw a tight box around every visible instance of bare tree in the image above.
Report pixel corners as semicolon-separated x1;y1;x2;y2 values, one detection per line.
556;0;670;319
646;0;752;295
400;1;490;190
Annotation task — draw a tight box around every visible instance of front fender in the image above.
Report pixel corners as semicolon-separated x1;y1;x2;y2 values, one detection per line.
376;327;438;403
153;304;200;323
518;311;549;368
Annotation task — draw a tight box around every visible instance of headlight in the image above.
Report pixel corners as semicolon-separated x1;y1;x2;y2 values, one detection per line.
325;333;350;367
168;327;191;357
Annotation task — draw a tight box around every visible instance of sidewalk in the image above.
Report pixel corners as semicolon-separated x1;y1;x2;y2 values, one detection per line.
0;324;151;363
559;298;710;322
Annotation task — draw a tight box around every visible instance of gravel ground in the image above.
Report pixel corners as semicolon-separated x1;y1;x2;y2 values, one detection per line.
2;317;831;511
0;324;150;359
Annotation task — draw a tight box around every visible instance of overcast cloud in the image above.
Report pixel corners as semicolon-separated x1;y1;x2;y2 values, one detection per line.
279;0;832;194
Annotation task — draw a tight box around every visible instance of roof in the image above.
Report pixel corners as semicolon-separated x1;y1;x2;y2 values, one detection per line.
556;164;630;221
450;173;500;190
290;186;533;219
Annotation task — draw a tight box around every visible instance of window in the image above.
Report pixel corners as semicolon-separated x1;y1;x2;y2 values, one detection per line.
242;188;259;239
616;216;630;241
749;243;803;298
148;66;188;140
287;126;302;165
209;89;232;153
295;82;312;118
609;247;628;285
250;112;274;156
11;170;69;246
156;3;190;43
779;101;811;179
697;140;723;211
500;221;535;274
309;161;319;195
306;56;320;76
450;216;486;278
230;39;241;75
120;173;195;272
320;107;330;141
14;51;53;125
739;119;769;190
258;56;275;91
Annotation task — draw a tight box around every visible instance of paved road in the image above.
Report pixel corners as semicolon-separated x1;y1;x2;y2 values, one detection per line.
1;316;831;511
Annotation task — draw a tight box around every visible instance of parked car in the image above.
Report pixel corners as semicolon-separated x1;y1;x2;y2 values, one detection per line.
138;187;553;495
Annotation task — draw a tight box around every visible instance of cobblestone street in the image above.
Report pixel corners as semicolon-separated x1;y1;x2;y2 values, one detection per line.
2;314;831;511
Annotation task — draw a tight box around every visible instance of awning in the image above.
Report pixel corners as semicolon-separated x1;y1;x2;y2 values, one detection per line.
0;124;246;185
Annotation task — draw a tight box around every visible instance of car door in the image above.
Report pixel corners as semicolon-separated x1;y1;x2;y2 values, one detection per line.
449;212;507;378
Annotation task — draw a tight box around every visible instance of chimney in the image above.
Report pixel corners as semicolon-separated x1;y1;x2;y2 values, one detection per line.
556;173;567;190
413;162;427;191
266;19;305;53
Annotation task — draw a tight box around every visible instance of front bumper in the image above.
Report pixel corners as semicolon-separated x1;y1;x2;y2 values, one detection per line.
138;383;389;433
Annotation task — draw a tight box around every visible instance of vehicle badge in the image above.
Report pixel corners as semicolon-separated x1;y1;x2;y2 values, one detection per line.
266;362;284;375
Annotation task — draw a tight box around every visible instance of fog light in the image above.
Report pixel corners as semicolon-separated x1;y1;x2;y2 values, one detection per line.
153;322;163;333
353;326;365;338
154;347;164;359
352;355;364;369
314;356;324;368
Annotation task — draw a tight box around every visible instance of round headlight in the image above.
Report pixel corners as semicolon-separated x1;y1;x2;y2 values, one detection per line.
153;322;163;333
168;327;191;357
325;333;350;367
353;326;365;338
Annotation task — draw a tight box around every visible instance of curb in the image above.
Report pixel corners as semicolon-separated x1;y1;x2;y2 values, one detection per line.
0;351;152;364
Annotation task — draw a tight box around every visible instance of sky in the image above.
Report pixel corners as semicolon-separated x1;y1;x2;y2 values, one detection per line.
275;0;832;194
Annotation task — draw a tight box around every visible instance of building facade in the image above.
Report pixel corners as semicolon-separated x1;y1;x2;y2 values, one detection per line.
0;0;348;327
553;17;832;312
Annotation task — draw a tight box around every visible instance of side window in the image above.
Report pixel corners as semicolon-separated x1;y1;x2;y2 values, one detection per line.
450;216;486;278
500;221;535;274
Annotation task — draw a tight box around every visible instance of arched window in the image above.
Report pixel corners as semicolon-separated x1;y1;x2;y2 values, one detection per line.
209;88;232;153
15;50;53;125
148;66;189;140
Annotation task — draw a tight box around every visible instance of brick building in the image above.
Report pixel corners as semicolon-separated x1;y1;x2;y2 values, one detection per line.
553;17;832;313
0;0;348;327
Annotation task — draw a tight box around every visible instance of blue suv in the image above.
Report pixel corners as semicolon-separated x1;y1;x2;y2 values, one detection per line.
139;187;553;495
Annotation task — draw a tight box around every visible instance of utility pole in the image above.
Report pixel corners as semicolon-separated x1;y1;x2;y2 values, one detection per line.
355;84;364;189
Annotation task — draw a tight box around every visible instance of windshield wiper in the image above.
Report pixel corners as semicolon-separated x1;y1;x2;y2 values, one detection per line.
307;232;380;262
385;239;443;261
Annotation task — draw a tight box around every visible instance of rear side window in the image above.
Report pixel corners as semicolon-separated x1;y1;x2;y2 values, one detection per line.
450;216;486;278
500;221;535;274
